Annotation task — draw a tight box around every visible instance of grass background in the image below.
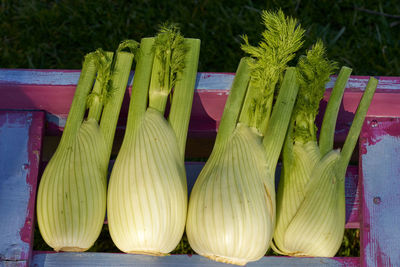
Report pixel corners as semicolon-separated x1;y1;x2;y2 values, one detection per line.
1;0;399;75
2;0;398;258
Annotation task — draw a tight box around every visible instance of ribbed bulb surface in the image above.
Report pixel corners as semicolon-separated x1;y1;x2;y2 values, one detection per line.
107;108;187;255
36;119;108;251
186;124;275;266
273;141;345;256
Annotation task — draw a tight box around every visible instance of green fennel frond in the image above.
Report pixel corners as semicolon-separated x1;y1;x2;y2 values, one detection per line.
117;39;140;54
293;40;337;144
153;23;187;94
240;9;305;132
86;48;112;109
241;9;304;89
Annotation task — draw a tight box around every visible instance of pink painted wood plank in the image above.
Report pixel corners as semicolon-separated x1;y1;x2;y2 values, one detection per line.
30;252;359;267
0;111;45;267
360;117;400;267
1;70;400;137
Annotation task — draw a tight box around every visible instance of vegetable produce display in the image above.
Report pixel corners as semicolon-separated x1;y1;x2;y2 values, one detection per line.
185;10;303;265
271;42;378;256
107;26;200;255
34;8;379;265
36;44;137;251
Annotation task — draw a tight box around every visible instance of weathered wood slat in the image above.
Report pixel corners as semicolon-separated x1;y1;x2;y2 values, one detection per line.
0;111;45;267
1;71;399;135
0;261;26;267
344;167;361;228
2;71;398;160
30;252;359;267
360;117;400;267
1;69;400;92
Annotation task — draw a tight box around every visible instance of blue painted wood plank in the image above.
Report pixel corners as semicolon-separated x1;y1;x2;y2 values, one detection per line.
0;111;45;266
0;69;235;90
30;252;359;267
360;118;400;267
1;69;400;91
0;261;26;267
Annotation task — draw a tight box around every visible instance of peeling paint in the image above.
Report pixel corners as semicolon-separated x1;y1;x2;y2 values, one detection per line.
375;243;393;267
0;112;32;261
20;112;44;250
0;69;81;85
1;70;399;93
361;127;400;267
361;118;400;155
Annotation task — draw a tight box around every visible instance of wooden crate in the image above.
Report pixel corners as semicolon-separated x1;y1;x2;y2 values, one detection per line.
0;70;399;267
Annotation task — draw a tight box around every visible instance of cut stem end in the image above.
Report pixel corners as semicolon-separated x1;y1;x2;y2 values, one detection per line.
202;253;248;266
126;250;169;256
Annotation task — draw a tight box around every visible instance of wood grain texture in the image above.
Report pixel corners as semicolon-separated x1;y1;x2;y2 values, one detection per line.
30;252;359;267
360;117;400;267
0;111;45;267
345;167;361;228
1;69;399;92
0;261;27;267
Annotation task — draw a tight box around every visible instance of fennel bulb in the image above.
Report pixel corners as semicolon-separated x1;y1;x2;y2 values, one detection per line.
107;26;200;255
37;46;136;251
272;41;378;257
186;10;303;265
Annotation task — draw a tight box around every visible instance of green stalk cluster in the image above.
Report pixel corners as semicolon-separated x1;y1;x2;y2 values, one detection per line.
239;10;304;134
186;10;303;265
37;42;137;251
272;41;378;257
107;25;201;255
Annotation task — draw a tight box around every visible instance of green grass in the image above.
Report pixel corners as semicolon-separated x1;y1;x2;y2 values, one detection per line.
1;0;399;75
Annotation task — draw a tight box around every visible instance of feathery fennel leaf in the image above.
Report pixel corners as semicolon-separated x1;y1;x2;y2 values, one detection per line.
149;24;188;112
153;24;187;93
239;9;305;134
293;40;337;144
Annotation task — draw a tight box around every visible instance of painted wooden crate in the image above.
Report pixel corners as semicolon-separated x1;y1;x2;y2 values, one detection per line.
0;70;399;267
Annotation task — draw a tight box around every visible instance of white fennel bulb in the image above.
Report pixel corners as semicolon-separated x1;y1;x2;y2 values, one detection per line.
187;124;275;265
107;26;200;255
272;41;378;257
37;46;136;251
186;10;303;265
108;108;187;254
